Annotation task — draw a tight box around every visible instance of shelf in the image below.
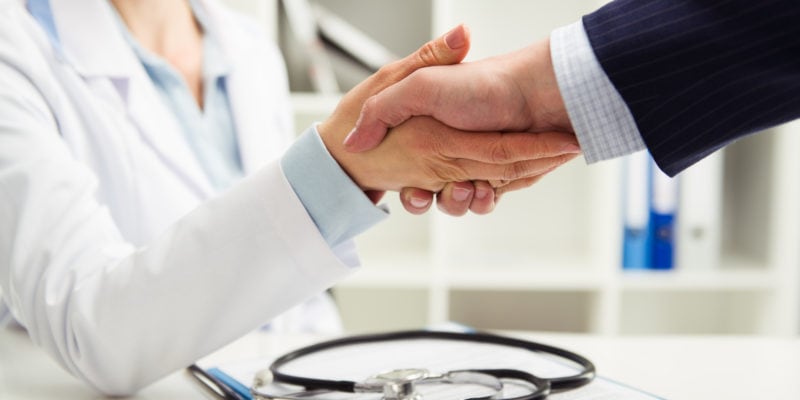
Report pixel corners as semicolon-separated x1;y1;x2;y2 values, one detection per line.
449;289;597;332
337;261;433;289
445;268;604;291
440;249;600;271
619;269;776;291
334;286;430;332
619;290;771;335
341;261;606;291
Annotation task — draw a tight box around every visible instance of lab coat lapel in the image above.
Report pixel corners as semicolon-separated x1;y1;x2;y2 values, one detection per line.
201;0;292;174
124;71;216;197
49;0;215;197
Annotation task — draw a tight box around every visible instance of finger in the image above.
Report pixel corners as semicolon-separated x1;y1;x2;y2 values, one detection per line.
400;187;434;215
344;25;471;152
488;179;510;188
379;24;470;83
454;153;578;182
436;181;474;217
469;181;496;215
344;81;425;152
440;130;581;164
494;153;581;199
495;175;546;200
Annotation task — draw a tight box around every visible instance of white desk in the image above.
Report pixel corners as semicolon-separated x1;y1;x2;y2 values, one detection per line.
2;326;799;399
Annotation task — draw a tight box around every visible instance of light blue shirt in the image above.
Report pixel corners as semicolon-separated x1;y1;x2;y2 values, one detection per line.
112;5;244;192
26;0;386;249
550;20;646;162
282;126;389;249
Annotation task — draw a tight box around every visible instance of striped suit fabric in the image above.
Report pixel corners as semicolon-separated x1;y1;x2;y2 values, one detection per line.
583;0;800;176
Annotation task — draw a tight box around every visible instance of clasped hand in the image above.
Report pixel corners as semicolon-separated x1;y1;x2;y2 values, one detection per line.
318;25;579;216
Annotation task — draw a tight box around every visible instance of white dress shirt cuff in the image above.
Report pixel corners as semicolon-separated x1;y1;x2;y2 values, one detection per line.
550;20;646;163
281;125;389;249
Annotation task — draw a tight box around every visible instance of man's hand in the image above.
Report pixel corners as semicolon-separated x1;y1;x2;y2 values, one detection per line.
344;38;572;151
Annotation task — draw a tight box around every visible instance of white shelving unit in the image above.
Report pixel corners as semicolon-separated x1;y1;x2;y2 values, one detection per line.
225;0;800;336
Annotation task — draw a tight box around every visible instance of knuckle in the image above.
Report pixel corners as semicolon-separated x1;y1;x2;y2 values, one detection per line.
503;162;527;181
358;96;378;122
374;59;406;84
380;40;444;84
489;179;505;188
497;176;539;197
434;163;467;183
416;42;442;67
489;141;513;163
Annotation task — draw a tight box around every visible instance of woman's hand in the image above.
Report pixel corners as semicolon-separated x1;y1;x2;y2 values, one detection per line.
317;24;471;204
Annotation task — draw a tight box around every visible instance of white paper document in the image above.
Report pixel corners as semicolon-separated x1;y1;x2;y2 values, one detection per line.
207;337;663;399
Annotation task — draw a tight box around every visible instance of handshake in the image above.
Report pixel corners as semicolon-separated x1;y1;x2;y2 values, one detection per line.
317;25;581;216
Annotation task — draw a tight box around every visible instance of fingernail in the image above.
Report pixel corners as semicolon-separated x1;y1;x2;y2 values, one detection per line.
410;197;430;208
562;143;582;154
445;25;466;49
452;187;471;202
475;186;489;200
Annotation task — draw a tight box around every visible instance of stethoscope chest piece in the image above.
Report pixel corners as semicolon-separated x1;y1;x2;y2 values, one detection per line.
357;368;429;400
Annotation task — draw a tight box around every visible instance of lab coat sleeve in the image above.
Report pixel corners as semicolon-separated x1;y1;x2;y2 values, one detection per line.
0;56;356;396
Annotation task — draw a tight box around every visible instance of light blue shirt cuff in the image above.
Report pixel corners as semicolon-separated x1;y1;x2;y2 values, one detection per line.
281;125;389;249
550;20;646;163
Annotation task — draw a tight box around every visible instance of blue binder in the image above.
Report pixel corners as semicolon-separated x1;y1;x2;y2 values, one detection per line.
622;152;651;270
648;159;678;270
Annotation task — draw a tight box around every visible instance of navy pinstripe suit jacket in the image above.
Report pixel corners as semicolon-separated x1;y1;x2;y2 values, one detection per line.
583;0;800;176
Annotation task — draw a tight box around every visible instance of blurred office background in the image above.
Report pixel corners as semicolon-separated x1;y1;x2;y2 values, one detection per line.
222;0;800;337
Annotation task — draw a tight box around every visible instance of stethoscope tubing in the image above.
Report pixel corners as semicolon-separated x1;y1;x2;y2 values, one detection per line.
268;330;595;399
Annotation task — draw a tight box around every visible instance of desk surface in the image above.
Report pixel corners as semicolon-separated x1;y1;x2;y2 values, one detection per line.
1;327;799;399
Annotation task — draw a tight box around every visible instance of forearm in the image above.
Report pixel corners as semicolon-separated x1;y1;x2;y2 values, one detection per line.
508;38;573;135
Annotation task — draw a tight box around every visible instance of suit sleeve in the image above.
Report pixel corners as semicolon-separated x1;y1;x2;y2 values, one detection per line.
583;0;800;176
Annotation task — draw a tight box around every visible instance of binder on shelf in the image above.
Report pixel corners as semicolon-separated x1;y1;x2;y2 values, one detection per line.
280;0;339;93
648;159;678;270
676;151;724;270
622;151;651;270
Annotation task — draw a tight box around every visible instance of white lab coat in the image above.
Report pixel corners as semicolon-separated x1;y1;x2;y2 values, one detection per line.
0;0;356;395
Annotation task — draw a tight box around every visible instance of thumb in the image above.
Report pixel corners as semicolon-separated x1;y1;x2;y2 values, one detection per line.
343;24;470;152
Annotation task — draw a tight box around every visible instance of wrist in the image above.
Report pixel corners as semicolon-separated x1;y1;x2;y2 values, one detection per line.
318;120;368;191
512;38;573;133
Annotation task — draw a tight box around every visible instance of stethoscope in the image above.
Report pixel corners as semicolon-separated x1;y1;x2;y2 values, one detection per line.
250;330;595;400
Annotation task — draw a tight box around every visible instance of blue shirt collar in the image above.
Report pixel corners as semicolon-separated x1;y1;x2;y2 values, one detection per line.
26;0;60;47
